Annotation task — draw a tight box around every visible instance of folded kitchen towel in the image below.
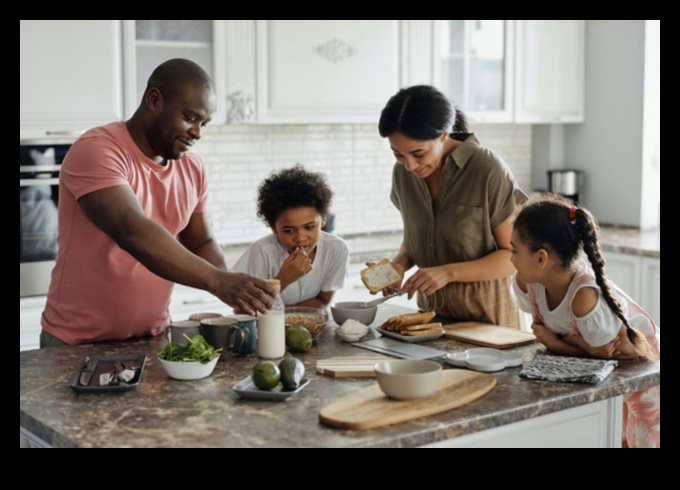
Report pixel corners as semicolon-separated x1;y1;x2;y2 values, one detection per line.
519;355;618;384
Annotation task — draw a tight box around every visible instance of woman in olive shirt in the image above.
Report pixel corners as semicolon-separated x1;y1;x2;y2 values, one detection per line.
378;85;527;328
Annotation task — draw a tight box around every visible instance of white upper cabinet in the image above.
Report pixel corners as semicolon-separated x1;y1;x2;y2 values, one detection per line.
255;20;401;124
514;20;585;123
20;20;124;139
122;20;227;124
433;20;514;123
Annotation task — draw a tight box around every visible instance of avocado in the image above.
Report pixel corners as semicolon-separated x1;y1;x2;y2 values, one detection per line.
285;326;312;353
279;357;305;391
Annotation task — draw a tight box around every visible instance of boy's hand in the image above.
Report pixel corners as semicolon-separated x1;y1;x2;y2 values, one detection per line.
278;247;313;287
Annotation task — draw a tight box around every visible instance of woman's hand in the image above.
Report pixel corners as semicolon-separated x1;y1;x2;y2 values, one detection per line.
400;266;449;299
277;248;313;289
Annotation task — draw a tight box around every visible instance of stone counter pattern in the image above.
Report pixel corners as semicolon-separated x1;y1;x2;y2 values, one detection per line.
20;307;660;448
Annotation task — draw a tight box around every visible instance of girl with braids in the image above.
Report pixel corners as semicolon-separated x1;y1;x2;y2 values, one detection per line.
232;164;349;308
510;194;660;448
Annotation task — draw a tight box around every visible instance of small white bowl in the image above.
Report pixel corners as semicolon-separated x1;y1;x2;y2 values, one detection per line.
158;357;218;380
374;360;442;400
331;302;378;326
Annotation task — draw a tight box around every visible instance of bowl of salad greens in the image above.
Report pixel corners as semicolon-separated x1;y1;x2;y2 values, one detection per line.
157;334;221;380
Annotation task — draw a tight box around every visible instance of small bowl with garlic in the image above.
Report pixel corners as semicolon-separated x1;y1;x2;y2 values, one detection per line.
336;319;370;343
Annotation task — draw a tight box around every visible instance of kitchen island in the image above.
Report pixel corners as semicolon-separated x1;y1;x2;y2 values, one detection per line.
20;305;659;448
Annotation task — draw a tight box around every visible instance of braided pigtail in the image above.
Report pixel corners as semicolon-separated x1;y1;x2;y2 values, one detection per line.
573;207;656;361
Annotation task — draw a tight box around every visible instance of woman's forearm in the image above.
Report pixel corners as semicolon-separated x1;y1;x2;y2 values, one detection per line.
444;249;516;283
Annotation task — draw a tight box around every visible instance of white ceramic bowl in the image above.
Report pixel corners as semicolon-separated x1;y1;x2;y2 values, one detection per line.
374;360;442;400
330;301;378;326
158;356;218;381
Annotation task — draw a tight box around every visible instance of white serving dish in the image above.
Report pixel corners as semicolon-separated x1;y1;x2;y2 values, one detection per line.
158;356;218;380
233;375;310;401
446;348;523;373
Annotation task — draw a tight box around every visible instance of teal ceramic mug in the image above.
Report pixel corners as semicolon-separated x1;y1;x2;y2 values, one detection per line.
225;314;258;356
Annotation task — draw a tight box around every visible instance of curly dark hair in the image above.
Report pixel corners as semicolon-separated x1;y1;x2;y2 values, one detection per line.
256;164;333;228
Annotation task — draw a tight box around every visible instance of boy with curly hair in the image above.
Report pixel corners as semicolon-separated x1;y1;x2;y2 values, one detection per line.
232;164;349;308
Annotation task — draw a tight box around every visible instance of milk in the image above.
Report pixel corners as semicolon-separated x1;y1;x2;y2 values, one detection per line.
257;310;285;359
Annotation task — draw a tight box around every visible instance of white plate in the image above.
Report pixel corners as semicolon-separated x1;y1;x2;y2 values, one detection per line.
233;375;310;401
377;328;444;343
446;348;523;373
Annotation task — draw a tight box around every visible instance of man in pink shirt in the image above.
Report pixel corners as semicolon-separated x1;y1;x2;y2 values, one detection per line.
40;59;275;346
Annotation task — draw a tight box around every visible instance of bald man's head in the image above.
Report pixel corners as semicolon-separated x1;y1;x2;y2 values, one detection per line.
143;58;214;102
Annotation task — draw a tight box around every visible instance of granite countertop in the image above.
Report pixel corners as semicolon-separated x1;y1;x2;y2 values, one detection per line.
598;226;660;258
20;305;660;448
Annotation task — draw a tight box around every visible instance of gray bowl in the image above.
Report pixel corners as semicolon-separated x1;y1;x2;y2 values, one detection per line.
330;301;378;326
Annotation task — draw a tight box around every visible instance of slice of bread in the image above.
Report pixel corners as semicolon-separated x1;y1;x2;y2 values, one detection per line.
360;259;403;294
400;324;443;336
379;311;437;332
400;322;441;332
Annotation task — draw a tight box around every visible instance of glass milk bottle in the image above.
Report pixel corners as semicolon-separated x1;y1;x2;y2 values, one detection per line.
257;279;286;359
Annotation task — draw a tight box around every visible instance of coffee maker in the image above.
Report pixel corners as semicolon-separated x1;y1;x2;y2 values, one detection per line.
547;169;584;204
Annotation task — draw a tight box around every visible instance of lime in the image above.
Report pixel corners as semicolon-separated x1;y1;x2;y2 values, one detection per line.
279;357;305;390
252;360;281;391
286;326;312;353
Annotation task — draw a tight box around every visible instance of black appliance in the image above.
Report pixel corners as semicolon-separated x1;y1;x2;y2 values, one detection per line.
20;139;72;297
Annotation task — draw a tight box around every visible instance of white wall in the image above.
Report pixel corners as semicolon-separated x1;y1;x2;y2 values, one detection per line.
192;123;532;246
532;20;658;228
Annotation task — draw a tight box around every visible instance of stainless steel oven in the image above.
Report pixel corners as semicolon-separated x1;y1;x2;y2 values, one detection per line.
20;139;72;297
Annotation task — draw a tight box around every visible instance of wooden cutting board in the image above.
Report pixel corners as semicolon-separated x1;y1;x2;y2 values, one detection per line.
443;321;536;349
319;369;496;430
316;356;389;378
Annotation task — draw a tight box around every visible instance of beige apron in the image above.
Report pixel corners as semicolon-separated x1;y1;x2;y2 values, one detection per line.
416;275;520;329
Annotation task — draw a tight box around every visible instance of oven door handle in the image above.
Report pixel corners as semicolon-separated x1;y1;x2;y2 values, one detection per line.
20;178;59;187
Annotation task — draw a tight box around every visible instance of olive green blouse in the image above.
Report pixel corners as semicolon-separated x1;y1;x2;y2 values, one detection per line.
390;133;527;267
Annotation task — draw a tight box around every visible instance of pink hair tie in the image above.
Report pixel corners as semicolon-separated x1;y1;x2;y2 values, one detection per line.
569;206;577;223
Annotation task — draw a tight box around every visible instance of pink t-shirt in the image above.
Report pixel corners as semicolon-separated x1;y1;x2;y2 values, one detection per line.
41;121;209;344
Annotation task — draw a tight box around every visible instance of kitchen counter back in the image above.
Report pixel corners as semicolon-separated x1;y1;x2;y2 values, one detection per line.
20;305;660;448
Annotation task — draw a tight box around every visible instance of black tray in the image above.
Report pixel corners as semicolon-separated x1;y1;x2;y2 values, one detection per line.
69;354;147;393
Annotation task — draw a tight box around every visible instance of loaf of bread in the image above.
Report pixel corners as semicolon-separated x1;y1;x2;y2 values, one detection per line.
360;259;403;294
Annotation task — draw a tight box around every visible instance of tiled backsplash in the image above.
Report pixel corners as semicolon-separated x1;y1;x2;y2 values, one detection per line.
193;123;532;247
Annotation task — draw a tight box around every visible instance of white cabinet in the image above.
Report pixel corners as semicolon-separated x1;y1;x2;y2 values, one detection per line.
640;257;661;327
256;20;401;124
604;251;660;326
20;296;47;351
122;20;227;123
20;20;124;139
433;20;514;123
424;397;623;448
514;20;585;123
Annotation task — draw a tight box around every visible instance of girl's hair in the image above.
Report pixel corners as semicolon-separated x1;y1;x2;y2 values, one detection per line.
256;164;333;228
378;85;469;140
513;194;656;361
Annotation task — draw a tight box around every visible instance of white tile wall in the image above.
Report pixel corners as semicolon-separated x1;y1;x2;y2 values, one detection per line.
193;123;532;250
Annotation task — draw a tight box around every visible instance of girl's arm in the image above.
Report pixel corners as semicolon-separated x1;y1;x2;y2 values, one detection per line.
532;321;592;357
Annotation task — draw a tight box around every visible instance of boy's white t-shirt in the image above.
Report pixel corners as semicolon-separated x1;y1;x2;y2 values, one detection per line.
232;231;350;305
510;268;655;347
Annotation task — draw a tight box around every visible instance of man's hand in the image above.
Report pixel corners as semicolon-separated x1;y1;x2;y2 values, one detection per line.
214;272;276;317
